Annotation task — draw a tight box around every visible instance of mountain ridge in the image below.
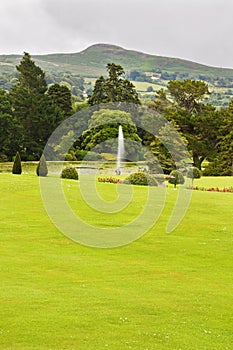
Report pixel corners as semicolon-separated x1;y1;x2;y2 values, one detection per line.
1;43;233;77
1;43;233;106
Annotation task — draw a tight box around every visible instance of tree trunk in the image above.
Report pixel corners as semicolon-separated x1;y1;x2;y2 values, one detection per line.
193;153;204;170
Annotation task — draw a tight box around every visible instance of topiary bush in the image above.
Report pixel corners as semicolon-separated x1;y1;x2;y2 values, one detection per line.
168;170;185;188
123;172;158;186
12;152;22;174
61;166;79;180
36;154;48;177
186;167;202;181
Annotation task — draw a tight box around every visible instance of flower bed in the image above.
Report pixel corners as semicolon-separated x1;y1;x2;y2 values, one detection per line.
98;177;122;184
187;186;233;193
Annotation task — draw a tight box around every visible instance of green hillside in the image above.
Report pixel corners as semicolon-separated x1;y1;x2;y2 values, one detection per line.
1;43;233;105
1;43;233;78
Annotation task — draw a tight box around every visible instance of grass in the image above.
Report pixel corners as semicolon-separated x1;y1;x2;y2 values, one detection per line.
0;172;233;349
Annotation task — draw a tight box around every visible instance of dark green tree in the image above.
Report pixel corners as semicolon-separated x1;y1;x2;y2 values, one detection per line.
88;63;140;105
10;53;73;160
10;53;48;159
0;89;21;160
47;84;73;118
169;104;219;169
16;52;47;94
216;101;233;175
12;152;22;174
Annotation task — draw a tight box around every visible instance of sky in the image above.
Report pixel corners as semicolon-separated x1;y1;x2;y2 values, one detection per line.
1;0;233;68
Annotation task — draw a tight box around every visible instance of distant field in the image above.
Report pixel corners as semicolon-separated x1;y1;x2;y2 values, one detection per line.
0;172;233;349
85;78;164;90
132;81;164;92
84;77;165;97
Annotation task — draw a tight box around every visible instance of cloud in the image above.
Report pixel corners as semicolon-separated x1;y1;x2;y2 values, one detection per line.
1;0;233;68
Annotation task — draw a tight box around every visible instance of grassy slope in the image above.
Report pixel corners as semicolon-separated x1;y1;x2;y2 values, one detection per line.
0;173;233;349
1;43;233;79
1;44;233;105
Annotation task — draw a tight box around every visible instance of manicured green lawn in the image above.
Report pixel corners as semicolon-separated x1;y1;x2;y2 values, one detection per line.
0;173;233;349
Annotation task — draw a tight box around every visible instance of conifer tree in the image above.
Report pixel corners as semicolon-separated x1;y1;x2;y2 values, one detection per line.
88;63;140;105
36;154;48;177
10;53;48;159
12;152;22;174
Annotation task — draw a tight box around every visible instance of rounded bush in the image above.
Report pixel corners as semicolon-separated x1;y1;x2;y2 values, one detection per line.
61;166;79;180
124;172;158;186
168;170;185;188
186;167;202;179
65;153;74;161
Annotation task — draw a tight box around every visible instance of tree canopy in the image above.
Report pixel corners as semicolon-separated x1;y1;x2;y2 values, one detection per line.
147;80;219;169
88;63;140;105
81;109;142;160
9;53;73;160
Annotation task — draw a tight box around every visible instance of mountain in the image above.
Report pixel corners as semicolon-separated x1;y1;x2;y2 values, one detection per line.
1;43;233;105
1;43;233;78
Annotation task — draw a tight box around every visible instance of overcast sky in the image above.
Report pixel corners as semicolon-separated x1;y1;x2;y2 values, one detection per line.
1;0;233;68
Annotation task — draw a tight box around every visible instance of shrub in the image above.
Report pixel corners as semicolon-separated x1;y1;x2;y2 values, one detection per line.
202;159;224;176
75;150;88;161
186;167;202;179
12;152;22;174
124;172;158;186
84;152;102;161
65;150;77;161
0;153;8;162
36;154;48;177
65;153;74;161
101;153;117;161
61;166;78;180
168;170;185;188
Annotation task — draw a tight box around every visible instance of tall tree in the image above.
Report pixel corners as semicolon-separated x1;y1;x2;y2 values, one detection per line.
47;83;73;118
10;53;72;159
16;52;47;94
88;63;140;105
167;79;210;113
217;101;233;175
0;89;21;160
148;80;218;169
10;53;48;159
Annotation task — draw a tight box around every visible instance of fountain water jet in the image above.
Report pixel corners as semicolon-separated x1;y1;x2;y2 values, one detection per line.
116;125;125;175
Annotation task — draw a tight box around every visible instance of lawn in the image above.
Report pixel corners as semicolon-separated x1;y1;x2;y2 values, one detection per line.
0;173;233;349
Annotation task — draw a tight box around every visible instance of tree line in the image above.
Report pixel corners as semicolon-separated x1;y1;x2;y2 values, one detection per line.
0;53;233;175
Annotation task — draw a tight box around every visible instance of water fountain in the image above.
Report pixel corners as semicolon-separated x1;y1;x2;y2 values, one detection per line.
116;125;125;175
